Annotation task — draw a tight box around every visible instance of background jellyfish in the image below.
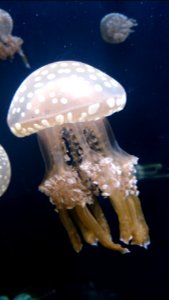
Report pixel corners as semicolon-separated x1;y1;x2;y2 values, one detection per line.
0;288;57;300
100;12;138;44
7;60;150;253
0;8;30;67
136;163;169;180
0;144;11;197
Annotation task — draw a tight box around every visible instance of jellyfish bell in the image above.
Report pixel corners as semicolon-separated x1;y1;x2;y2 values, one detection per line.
100;12;138;44
7;61;150;253
0;145;11;197
7;61;126;135
0;8;13;39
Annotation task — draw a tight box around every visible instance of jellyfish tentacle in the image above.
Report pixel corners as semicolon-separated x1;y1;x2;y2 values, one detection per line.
75;205;129;253
17;47;31;68
78;120;145;244
58;208;83;252
109;191;133;243
126;195;150;247
61;125;117;244
71;208;98;246
89;199;112;238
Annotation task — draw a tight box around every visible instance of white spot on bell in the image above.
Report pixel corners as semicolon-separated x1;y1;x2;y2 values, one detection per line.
27;127;35;133
41;119;50;127
88;103;100;115
26;102;32;110
34;123;44;130
47;73;56;80
116;93;126;108
52;98;58;104
67;112;73;122
34;76;42;82
35;109;40;114
16;107;21;113
60;62;68;67
21;128;27;135
60;97;68;104
78;112;87;122
21;112;25;117
34;82;43;88
19;96;25;103
55;114;64;125
27;92;34;98
41;69;49;75
15;123;22;130
104;81;111;88
106;97;115;108
21;111;25;118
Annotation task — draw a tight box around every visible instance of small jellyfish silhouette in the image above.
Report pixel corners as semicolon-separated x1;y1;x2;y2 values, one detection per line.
0;145;11;196
0;8;30;67
100;12;138;44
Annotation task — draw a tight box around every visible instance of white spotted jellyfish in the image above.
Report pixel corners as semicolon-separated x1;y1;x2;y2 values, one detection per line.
0;8;30;67
7;61;150;253
0;145;11;197
100;13;138;44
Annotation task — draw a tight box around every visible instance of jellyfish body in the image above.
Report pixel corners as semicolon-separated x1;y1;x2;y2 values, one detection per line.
100;12;138;44
7;61;150;253
0;8;13;38
0;145;11;196
0;8;30;67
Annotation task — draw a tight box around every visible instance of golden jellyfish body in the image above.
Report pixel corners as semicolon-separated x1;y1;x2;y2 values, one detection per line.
0;8;30;67
0;145;11;196
100;13;138;44
7;61;150;253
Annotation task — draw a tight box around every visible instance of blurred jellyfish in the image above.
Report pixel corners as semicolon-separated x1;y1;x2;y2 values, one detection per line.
0;144;11;196
0;289;56;300
136;163;169;180
7;61;150;253
0;8;30;67
100;12;138;44
0;296;9;300
13;294;36;300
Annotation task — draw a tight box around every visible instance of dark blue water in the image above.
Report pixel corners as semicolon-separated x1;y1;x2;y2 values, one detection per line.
0;1;168;299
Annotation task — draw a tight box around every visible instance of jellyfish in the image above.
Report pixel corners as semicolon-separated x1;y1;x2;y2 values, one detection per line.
0;8;30;67
136;163;169;180
100;12;138;44
7;61;150;253
0;144;11;196
0;289;56;300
